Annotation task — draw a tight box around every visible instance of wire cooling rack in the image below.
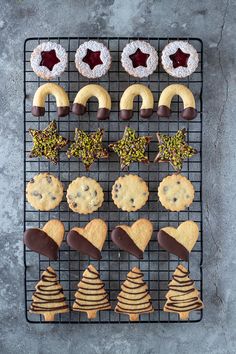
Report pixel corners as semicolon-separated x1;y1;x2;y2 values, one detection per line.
24;37;203;323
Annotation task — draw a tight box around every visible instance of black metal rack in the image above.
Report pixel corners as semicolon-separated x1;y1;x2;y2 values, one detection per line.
24;37;203;323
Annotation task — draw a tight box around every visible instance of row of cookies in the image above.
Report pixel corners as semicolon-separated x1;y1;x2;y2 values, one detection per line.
31;82;198;121
24;219;199;262
26;173;195;213
29;123;197;171
31;40;199;80
29;264;203;322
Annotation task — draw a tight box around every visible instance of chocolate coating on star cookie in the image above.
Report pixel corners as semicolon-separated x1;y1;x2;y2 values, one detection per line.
24;228;59;260
111;227;143;259
67;230;101;260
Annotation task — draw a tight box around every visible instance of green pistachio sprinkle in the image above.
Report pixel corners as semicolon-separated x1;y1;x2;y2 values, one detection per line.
154;128;197;172
109;127;151;169
29;120;68;164
67;128;108;171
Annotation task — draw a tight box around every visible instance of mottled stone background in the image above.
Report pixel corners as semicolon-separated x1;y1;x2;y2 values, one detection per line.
0;0;235;353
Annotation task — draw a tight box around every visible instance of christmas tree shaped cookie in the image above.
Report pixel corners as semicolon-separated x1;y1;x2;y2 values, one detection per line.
30;267;69;321
164;264;204;320
115;267;154;321
72;265;111;319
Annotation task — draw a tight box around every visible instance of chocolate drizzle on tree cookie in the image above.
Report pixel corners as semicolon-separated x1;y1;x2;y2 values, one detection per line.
72;265;111;319
115;267;154;321
164;264;204;320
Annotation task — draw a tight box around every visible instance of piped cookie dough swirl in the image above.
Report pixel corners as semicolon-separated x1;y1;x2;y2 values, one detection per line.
115;267;154;321
72;265;111;319
164;264;204;320
30;267;69;321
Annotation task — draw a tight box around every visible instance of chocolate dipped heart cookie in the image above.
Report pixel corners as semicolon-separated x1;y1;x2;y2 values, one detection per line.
67;219;107;260
157;221;199;261
23;219;64;260
111;219;153;258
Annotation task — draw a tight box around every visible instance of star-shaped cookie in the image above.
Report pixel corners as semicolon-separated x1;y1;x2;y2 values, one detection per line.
29;120;68;164
67;128;108;170
109;127;151;169
154;129;197;172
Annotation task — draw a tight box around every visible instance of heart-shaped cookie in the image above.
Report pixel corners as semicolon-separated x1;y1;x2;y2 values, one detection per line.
67;219;107;260
23;219;65;260
111;219;153;258
157;220;199;261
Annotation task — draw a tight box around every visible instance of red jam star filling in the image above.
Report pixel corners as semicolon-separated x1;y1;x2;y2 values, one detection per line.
169;48;190;68
129;48;149;68
40;50;60;71
82;49;103;69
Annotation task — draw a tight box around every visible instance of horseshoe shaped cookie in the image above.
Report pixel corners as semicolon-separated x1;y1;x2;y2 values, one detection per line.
72;84;111;120
31;83;70;117
157;84;197;120
120;84;154;120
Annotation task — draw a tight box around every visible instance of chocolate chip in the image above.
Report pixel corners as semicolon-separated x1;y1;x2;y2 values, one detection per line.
83;185;89;191
130;198;134;203
77;192;81;197
51;196;56;200
94;190;97;197
46;176;52;183
32;191;42;199
177;181;180;184
30;178;34;183
173;197;177;202
114;194;118;198
72;202;77;208
186;195;190;199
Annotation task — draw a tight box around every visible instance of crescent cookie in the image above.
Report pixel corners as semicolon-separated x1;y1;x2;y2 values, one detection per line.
30;41;67;80
66;176;104;214
157;84;197;121
31;83;70;117
120;84;154;120
72;84;111;120
121;40;158;78
112;175;149;212
161;41;199;78
26;173;64;211
158;174;195;212
75;40;111;78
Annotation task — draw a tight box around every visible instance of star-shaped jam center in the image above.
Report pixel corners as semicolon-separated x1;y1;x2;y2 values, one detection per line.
67;128;108;171
40;50;60;71
129;48;150;68
169;48;190;68
82;49;103;70
29;120;68;164
109;127;151;169
154;129;197;171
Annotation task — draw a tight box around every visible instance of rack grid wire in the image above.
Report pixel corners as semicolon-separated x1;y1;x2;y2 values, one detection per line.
24;37;203;324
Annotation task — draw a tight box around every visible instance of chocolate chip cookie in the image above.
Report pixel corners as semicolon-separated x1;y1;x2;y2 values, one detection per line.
66;176;104;214
158;174;194;211
26;173;64;211
112;174;149;212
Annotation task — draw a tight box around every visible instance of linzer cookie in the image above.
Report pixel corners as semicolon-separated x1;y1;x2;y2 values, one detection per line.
161;41;199;78
67;128;108;170
121;40;158;78
29;120;68;164
157;84;197;121
31;83;70;117
30;267;69;321
158;174;194;212
154;129;197;172
115;267;154;321
30;41;68;80
72;84;111;120
24;219;64;260
109;127;151;169
119;84;154;120
72;265;111;319
111;219;153;258
157;221;199;261
26;173;64;211
75;40;112;79
67;219;107;260
164;264;204;320
66;176;104;214
112;174;149;212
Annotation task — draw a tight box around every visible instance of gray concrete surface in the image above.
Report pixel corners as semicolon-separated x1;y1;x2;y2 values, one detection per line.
0;0;235;353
